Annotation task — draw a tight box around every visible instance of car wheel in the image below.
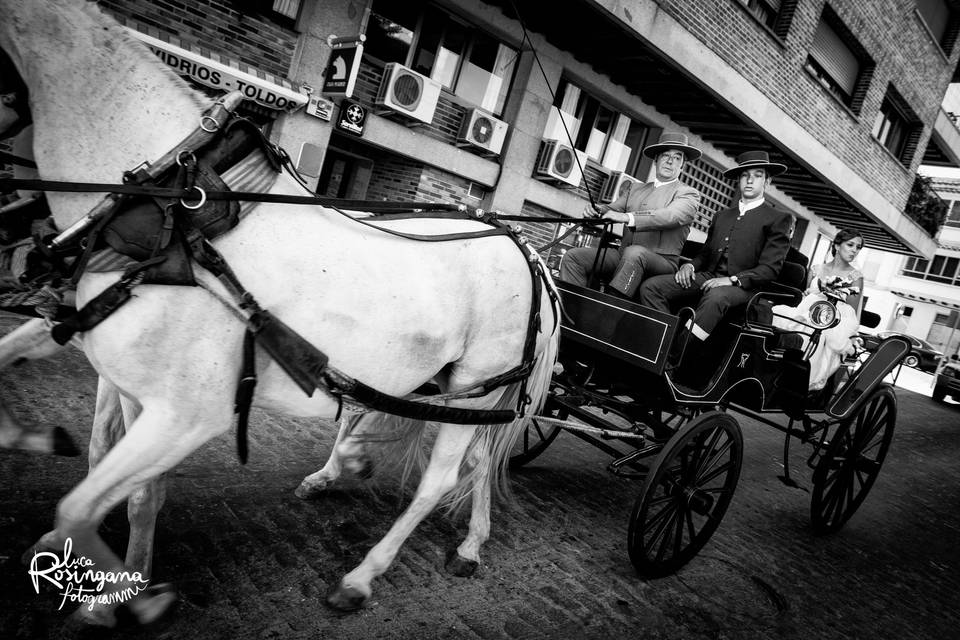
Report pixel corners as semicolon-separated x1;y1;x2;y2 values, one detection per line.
933;386;946;402
903;354;919;368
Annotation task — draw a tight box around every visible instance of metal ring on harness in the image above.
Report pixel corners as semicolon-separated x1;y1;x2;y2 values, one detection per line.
180;186;207;210
200;114;222;133
176;150;196;167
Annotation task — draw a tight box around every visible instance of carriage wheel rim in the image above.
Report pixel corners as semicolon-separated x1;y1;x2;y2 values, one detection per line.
811;385;896;534
628;411;743;576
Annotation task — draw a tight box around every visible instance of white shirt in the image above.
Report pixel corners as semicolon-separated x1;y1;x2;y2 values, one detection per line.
625;177;680;227
738;197;765;216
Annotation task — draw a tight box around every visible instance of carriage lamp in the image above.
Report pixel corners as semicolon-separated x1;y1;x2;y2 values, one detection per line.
808;300;837;329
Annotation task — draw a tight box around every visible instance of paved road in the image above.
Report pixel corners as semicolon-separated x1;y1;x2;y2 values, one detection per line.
0;313;958;639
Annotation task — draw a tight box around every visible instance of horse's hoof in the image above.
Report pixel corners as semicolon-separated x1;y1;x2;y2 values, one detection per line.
52;426;80;457
130;583;178;625
21;532;58;566
294;479;329;500
445;550;479;577
325;581;368;611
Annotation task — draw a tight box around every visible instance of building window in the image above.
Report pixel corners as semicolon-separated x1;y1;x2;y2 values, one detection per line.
902;256;930;277
549;79;651;175
364;0;518;115
872;88;922;165
738;0;780;29
271;0;301;20
805;6;874;113
902;254;960;284
734;0;798;37
915;0;960;55
946;200;960;227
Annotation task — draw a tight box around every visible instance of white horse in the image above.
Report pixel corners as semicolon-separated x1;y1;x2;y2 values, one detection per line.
0;0;559;628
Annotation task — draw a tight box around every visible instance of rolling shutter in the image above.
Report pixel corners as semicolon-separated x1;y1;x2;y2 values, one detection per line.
809;19;859;95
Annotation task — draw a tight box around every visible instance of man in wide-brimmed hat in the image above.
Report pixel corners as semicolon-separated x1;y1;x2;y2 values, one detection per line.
559;131;702;299
639;149;793;389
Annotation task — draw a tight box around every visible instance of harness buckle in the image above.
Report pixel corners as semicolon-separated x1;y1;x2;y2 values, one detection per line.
180;186;207;210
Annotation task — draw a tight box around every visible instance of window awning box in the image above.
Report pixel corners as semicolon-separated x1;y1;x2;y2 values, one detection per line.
126;29;309;113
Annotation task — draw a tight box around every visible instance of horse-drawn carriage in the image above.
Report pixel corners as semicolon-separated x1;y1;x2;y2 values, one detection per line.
513;243;911;577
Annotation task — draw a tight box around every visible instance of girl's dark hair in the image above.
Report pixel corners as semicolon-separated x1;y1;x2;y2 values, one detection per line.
831;228;863;255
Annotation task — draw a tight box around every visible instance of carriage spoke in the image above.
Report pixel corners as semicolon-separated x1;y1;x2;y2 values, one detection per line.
646;501;681;554
655;505;684;563
696;457;734;487
671;504;687;559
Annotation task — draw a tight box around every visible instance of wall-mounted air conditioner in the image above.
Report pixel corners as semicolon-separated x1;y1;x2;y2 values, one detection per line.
534;139;586;187
457;108;509;155
374;62;441;125
599;171;642;203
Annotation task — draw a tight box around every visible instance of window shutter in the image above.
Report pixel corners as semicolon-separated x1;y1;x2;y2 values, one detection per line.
810;20;859;95
916;0;949;43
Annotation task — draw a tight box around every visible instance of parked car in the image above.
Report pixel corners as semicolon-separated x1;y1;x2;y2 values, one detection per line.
859;331;944;373
933;357;960;403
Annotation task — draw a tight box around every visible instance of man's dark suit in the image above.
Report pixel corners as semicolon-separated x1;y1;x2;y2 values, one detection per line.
639;200;793;337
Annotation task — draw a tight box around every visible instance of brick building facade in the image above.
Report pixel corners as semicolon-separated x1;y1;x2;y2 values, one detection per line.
5;0;959;271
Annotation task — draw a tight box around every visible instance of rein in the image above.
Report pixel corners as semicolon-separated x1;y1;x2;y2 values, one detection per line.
7;91;574;452
0;177;611;246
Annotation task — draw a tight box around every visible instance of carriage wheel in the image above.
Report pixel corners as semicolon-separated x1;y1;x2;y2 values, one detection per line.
810;384;896;535
508;396;564;468
627;411;743;577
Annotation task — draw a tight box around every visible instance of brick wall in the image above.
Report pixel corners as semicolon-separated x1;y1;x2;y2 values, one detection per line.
365;155;422;203
97;0;298;78
354;60;501;160
654;0;957;208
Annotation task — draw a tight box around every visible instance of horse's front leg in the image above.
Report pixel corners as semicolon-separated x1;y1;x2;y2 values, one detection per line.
295;412;373;499
30;401;227;628
327;423;476;611
0;318;79;455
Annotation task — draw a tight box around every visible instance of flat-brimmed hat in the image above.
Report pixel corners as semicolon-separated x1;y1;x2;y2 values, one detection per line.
722;150;787;179
643;131;702;161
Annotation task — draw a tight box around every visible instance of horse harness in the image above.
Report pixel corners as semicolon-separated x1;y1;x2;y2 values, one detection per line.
1;91;558;460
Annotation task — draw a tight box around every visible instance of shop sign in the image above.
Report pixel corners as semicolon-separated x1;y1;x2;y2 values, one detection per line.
321;39;363;98
335;100;366;137
127;30;309;113
306;95;335;121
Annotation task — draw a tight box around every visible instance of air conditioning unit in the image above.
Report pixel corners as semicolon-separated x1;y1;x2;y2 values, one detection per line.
374;62;442;125
534;139;586;187
599;171;643;203
457;108;509;155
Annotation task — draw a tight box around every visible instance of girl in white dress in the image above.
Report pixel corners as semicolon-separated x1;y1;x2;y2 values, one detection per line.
773;229;864;390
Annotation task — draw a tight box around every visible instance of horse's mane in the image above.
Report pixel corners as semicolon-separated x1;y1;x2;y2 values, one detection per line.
77;1;207;111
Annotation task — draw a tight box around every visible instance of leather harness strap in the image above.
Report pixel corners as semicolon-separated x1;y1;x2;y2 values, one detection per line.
16;92;561;461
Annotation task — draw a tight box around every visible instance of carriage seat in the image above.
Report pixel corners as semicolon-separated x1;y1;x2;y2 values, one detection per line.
676;241;809;314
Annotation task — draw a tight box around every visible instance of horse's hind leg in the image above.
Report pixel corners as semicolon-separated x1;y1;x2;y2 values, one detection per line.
295;413;373;499
327;423;477;611
446;445;490;577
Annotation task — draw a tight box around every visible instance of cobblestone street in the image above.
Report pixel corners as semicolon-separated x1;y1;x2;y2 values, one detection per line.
1;314;958;640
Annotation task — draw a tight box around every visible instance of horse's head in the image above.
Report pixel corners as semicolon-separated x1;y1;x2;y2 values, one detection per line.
0;0;209;233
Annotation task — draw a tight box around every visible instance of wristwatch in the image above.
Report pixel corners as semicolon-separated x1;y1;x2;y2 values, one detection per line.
730;275;741;287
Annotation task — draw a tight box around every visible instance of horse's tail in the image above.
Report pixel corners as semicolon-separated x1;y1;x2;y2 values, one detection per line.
444;305;561;511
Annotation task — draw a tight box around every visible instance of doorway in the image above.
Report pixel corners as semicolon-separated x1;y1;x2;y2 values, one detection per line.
317;148;373;199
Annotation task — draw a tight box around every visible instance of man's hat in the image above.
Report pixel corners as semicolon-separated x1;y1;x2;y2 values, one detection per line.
722;150;787;179
642;131;702;161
